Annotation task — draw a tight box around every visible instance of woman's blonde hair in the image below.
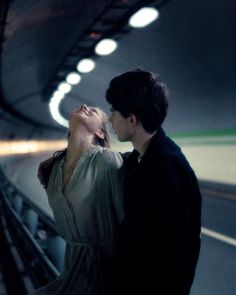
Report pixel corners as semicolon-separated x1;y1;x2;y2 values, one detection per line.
93;107;110;148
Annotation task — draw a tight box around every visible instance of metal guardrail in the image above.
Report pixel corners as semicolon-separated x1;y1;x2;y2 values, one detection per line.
0;168;66;292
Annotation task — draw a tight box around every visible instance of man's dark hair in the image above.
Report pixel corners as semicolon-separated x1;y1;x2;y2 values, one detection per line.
105;69;169;133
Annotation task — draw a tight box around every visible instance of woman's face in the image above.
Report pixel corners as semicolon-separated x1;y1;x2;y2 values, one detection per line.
70;104;105;136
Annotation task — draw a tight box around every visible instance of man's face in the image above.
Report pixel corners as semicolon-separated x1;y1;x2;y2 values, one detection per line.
109;107;134;142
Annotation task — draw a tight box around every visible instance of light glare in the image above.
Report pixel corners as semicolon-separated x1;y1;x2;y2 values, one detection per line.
0;140;66;156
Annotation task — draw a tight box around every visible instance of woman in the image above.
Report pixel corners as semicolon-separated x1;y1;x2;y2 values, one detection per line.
34;104;124;295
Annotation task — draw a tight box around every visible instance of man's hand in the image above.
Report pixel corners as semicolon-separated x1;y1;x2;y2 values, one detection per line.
37;157;55;188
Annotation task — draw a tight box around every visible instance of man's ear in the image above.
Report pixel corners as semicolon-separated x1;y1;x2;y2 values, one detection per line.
128;113;137;126
95;130;105;139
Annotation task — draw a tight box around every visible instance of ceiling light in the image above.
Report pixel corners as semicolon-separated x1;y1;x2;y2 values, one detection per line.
58;82;72;94
66;72;81;85
49;95;69;128
95;39;118;56
53;90;65;100
129;7;159;28
77;58;96;73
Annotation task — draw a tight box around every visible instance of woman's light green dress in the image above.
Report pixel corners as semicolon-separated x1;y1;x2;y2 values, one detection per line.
34;146;124;295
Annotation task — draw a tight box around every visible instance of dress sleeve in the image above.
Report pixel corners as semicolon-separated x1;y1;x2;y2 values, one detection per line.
76;149;125;245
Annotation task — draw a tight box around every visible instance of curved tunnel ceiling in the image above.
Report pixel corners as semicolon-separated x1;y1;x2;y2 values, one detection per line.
0;0;236;139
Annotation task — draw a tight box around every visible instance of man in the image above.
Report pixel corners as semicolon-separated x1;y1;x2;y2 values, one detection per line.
105;69;202;295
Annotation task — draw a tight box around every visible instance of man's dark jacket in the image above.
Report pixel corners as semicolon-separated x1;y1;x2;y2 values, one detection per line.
110;128;202;295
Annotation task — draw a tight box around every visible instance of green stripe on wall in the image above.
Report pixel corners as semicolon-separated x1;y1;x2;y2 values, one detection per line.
174;140;236;146
167;128;236;145
168;128;236;138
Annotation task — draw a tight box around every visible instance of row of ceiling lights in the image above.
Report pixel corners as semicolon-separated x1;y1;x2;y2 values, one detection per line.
49;7;159;128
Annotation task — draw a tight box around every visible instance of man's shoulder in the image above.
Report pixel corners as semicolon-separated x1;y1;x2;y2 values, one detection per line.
150;134;194;173
120;151;132;160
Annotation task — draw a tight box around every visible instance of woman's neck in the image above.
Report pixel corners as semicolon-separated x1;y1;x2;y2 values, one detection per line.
66;131;94;166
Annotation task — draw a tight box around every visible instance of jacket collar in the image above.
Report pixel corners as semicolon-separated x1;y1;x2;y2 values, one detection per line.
127;127;166;166
144;127;166;155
